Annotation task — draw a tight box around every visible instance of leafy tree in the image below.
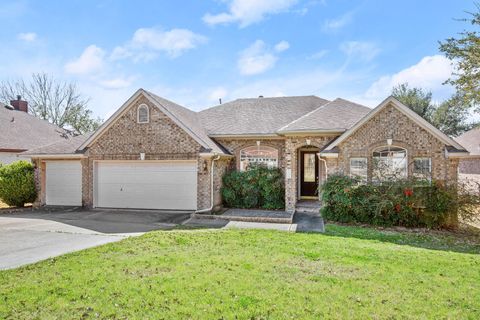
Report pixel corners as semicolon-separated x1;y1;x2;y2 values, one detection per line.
0;161;37;207
392;83;475;136
431;94;475;136
439;4;480;112
392;83;435;121
0;73;102;134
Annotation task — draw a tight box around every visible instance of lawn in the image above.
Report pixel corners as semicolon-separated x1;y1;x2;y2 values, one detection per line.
1;225;479;319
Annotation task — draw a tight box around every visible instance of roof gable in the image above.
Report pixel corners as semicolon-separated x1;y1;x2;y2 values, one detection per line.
323;96;466;151
456;127;480;156
278;98;371;134
79;89;225;154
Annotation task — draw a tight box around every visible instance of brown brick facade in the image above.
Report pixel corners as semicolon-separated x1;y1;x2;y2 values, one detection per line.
331;103;457;184
459;157;480;174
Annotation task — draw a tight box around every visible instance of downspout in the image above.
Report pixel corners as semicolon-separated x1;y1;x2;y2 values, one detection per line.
195;153;221;213
317;154;328;203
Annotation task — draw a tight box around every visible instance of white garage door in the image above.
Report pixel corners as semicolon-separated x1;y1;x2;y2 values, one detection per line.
46;161;82;206
95;161;197;210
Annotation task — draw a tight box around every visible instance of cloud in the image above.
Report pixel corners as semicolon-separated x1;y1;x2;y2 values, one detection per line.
65;45;106;75
322;12;353;32
99;76;135;89
111;27;207;61
238;40;290;75
203;0;298;28
308;49;328;60
365;55;454;101
340;41;380;62
17;32;37;42
274;40;290;52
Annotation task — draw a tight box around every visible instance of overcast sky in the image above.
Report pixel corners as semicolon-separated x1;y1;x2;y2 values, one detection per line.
1;0;476;119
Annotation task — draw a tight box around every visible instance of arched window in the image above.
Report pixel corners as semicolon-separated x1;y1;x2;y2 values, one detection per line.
372;146;407;181
137;104;149;123
240;146;278;171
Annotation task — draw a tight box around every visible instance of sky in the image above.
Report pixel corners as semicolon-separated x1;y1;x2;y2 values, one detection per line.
0;0;477;119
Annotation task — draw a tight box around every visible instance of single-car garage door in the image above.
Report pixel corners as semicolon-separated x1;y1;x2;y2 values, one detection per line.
45;161;82;206
95;161;197;210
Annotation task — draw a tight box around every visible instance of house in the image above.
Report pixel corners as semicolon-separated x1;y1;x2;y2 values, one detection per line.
0;96;69;164
22;89;468;212
456;127;480;175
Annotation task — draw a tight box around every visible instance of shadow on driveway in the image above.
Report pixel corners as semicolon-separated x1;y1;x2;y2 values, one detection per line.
1;207;193;234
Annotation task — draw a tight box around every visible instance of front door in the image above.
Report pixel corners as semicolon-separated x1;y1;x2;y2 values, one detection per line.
300;151;319;198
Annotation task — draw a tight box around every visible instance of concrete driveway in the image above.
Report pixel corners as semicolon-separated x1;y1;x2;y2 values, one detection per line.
0;208;192;270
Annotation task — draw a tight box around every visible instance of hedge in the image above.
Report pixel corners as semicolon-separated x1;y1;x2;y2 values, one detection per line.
320;174;479;229
221;166;284;210
0;161;37;207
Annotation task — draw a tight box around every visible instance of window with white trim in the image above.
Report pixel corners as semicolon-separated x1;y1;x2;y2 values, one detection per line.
239;146;278;171
372;146;407;181
350;158;367;181
413;157;431;178
137;104;149;123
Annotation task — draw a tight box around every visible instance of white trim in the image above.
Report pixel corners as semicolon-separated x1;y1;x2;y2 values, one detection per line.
324;96;466;151
79;89;212;151
446;151;471;158
208;134;281;138
137;103;149;123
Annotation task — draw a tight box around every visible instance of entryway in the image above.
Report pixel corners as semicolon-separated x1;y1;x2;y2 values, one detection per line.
299;149;319;199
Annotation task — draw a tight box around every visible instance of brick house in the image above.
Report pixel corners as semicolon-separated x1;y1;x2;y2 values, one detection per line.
23;89;469;213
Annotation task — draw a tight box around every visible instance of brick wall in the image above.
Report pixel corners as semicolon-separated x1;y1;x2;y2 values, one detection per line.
335;102;456;183
83;95;206;208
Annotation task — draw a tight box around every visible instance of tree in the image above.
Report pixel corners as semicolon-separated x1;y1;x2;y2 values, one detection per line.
391;83;475;137
431;94;475;136
439;4;480;112
0;73;102;134
391;83;435;121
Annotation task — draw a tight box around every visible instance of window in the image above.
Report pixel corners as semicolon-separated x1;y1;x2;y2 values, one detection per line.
240;146;278;171
372;146;407;181
350;158;367;181
413;158;431;178
137;104;149;123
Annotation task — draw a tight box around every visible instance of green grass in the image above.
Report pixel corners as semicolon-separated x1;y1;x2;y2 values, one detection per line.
1;225;480;319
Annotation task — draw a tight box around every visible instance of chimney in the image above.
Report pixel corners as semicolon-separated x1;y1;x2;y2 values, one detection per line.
10;95;28;113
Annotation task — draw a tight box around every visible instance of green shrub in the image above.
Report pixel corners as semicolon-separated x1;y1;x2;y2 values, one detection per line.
221;166;284;209
320;174;475;229
0;161;37;207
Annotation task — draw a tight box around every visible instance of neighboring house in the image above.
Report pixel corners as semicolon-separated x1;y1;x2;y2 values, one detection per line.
0;97;69;164
23;89;468;212
456;127;480;174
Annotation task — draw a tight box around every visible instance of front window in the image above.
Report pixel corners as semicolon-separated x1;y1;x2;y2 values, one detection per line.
240;146;278;171
372;146;407;181
350;158;367;181
413;158;431;179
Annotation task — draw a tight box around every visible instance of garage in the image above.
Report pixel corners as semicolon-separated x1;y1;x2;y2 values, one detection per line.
94;161;197;210
45;161;82;206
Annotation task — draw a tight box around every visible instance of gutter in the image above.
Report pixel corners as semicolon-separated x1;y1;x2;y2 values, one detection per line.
195;153;221;213
19;153;86;159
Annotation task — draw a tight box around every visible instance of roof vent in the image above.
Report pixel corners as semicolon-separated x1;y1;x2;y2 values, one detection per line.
258;95;264;98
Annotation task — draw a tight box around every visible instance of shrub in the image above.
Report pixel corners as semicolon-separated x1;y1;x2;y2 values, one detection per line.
320;174;478;229
221;166;284;210
0;161;37;207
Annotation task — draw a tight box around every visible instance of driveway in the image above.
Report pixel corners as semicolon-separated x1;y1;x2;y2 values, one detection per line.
0;208;192;270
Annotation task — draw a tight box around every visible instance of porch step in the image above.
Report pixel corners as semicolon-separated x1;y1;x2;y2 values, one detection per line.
295;200;321;214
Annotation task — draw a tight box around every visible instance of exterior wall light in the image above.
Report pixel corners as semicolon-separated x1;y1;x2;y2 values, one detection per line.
140;152;145;160
306;139;311;145
387;138;393;146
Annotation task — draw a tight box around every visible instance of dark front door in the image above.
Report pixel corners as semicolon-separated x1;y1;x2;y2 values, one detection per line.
300;151;319;198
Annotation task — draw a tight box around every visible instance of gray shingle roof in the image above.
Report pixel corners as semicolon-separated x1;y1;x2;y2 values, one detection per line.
144;90;226;154
198;96;329;135
278;98;371;133
22;134;91;155
0;103;68;151
456;127;480;156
